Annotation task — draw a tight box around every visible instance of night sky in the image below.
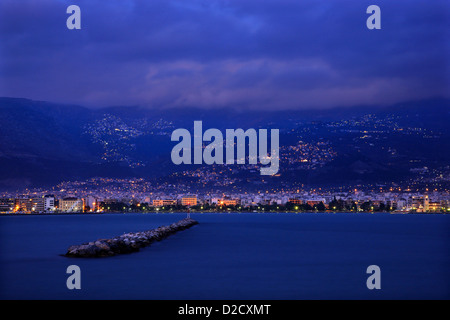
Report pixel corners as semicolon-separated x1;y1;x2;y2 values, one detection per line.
0;0;448;110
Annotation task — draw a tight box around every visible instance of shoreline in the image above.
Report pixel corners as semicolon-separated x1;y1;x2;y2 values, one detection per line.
0;210;447;216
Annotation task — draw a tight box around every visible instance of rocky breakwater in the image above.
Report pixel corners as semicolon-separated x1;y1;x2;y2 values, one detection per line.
64;218;198;258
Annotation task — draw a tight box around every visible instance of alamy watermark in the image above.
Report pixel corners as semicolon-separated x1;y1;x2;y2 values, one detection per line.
66;5;81;30
171;121;279;175
66;265;81;289
366;265;381;290
66;4;380;31
366;5;381;30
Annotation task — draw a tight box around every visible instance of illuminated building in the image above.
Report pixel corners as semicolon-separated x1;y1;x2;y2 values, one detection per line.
181;196;197;206
44;195;55;212
152;199;177;207
59;197;84;212
15;198;33;212
409;196;424;212
84;195;98;211
31;197;45;212
427;201;441;212
424;194;430;212
218;199;239;206
0;198;14;212
288;198;302;205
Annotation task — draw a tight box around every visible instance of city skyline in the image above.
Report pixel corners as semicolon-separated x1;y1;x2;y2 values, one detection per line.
2;186;449;214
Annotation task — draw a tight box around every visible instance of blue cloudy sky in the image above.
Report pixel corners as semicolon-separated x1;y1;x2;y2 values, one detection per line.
0;0;448;109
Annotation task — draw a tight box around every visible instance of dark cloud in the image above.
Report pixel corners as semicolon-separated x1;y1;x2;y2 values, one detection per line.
0;0;448;109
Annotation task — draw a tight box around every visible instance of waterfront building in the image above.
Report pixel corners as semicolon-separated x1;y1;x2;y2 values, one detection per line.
396;199;407;210
152;199;177;207
424;194;430;212
15;197;33;212
288;198;303;205
31;197;45;212
409;196;425;212
59;197;84;212
0;198;15;212
44;195;55;212
218;199;239;206
84;195;98;211
427;200;441;212
181;195;197;206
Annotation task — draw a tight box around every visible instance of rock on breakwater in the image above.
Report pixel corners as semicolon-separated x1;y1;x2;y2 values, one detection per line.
64;218;198;258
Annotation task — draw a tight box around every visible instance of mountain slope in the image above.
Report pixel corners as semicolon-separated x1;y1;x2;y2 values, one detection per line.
0;96;448;191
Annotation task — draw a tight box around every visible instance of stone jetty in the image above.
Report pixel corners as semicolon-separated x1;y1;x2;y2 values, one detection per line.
64;218;198;258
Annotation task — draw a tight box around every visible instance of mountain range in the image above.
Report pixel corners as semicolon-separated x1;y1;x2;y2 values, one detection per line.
0;96;449;192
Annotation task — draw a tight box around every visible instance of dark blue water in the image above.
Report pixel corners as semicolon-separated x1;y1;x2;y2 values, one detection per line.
0;212;449;299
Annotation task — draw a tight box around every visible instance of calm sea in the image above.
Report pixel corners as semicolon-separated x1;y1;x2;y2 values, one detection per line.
0;212;448;299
